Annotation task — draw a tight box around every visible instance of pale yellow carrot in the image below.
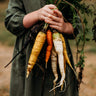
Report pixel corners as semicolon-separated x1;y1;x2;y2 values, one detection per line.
60;34;77;77
51;47;58;94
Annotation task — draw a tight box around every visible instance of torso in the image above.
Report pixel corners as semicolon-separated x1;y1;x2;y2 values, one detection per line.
23;0;46;13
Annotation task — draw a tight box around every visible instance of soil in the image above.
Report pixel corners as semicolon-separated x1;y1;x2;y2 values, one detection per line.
0;44;96;96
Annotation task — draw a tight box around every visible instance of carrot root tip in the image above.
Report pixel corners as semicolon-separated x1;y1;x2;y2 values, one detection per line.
26;72;29;78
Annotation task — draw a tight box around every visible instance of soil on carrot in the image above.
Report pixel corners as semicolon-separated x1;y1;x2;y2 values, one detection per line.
0;43;96;96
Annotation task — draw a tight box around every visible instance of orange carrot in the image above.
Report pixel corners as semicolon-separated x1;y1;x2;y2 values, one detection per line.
45;29;53;68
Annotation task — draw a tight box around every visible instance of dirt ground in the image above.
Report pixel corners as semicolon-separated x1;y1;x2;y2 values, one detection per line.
77;49;96;96
0;43;96;96
0;44;13;96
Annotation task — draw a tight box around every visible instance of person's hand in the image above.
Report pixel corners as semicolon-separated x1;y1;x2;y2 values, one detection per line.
37;4;68;33
45;9;66;33
37;4;57;21
23;4;57;29
23;4;73;33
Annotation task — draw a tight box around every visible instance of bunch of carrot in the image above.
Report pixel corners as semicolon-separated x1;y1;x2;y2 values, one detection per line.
26;24;76;92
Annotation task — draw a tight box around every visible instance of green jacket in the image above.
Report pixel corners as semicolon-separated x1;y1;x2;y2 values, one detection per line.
5;0;79;96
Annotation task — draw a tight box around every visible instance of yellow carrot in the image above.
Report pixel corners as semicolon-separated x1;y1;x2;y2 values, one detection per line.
60;34;77;77
26;23;48;78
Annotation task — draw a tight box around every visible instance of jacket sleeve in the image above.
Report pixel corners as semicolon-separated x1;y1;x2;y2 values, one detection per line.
5;0;26;36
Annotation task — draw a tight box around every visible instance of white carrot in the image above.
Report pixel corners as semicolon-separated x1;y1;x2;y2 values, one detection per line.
60;34;77;77
53;32;65;90
50;47;58;94
50;31;66;92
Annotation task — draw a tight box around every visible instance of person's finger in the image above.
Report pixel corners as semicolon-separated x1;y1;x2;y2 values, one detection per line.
53;9;62;17
47;4;57;9
43;7;54;15
45;18;61;26
40;9;52;19
41;11;49;17
49;25;61;32
48;14;60;22
39;11;48;21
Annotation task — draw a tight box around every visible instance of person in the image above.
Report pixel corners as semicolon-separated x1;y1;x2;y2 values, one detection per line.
5;0;79;96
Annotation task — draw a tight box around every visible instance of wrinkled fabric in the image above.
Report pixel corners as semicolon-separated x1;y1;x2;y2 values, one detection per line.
5;0;79;96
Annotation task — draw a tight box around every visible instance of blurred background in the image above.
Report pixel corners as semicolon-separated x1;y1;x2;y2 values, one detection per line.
0;0;96;96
